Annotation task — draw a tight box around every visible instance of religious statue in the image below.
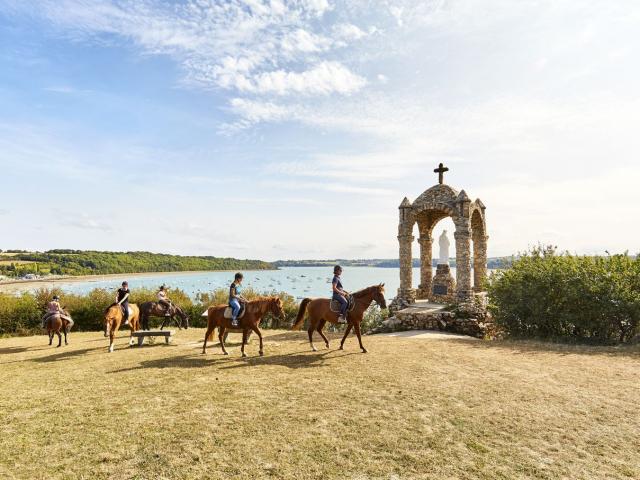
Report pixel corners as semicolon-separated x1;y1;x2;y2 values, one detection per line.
438;230;450;265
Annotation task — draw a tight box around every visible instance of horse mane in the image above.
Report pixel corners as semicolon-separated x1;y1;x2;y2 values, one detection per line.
351;285;380;298
104;303;119;314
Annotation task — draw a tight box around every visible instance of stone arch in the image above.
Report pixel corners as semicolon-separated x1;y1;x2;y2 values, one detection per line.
396;183;488;304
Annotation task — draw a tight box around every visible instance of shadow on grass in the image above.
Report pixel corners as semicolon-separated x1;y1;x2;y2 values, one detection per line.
29;346;105;363
108;348;360;373
445;337;640;358
0;346;30;355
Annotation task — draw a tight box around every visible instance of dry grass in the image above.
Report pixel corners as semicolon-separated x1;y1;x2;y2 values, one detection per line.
0;329;638;480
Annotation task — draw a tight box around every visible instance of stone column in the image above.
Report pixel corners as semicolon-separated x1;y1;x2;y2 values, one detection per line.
397;233;416;302
454;226;473;302
473;235;488;292
417;236;433;299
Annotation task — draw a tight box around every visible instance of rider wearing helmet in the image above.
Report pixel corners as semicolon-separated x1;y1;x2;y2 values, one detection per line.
332;265;349;324
116;281;130;326
157;285;172;317
229;273;247;327
41;295;62;328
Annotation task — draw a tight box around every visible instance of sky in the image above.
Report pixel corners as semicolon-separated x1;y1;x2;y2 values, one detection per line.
0;0;639;261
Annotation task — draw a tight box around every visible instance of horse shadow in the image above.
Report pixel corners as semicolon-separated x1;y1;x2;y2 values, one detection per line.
108;348;359;374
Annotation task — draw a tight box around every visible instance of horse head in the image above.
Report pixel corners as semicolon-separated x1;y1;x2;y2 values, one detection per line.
270;296;286;320
374;283;387;310
175;305;190;329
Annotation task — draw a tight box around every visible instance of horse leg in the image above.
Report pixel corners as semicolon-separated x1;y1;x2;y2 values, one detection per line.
241;329;248;358
48;330;53;346
307;318;317;352
353;321;367;353
218;325;229;355
202;324;216;354
250;324;264;356
339;324;353;350
63;326;68;346
56;331;62;348
109;322;118;353
316;319;330;349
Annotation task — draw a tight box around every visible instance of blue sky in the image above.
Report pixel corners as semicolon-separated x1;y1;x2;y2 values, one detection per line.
0;0;639;260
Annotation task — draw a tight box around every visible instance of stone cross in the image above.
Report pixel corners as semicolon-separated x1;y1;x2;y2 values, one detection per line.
434;163;449;185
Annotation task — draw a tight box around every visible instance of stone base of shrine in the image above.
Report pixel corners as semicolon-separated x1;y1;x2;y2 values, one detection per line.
431;264;456;303
375;296;496;339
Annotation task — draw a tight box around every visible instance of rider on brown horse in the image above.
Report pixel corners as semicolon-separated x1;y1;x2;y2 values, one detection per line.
332;265;349;324
229;272;247;327
157;285;172;317
116;281;130;325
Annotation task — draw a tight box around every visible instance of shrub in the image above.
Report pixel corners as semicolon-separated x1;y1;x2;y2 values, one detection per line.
488;246;640;344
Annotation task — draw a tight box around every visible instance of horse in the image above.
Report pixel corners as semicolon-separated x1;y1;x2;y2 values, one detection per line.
139;301;190;331
291;284;387;353
201;296;286;357
103;303;140;353
44;309;74;347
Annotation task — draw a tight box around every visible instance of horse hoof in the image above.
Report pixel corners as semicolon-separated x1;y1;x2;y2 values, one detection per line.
325;343;330;349
312;346;318;352
242;353;247;358
259;351;264;356
361;348;368;354
223;352;229;356
338;345;344;350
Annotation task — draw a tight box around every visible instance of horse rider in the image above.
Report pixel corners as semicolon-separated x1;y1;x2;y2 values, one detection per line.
116;281;130;326
157;285;172;317
41;295;62;328
229;272;247;327
332;265;350;324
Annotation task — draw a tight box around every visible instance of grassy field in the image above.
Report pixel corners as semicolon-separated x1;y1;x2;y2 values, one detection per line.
0;329;638;480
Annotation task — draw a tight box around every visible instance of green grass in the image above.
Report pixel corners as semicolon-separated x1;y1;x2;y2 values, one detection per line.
0;329;638;479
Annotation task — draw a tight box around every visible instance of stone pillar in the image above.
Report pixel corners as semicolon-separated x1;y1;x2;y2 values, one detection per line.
417;236;433;299
473;235;488;292
454;226;473;302
397;233;416;302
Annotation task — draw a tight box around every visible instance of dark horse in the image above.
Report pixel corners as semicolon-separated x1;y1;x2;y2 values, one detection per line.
44;309;74;347
139;301;190;331
202;296;285;357
291;284;387;353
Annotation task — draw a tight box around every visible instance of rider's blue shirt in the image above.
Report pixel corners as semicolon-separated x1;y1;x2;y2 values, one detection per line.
332;275;343;297
229;282;242;303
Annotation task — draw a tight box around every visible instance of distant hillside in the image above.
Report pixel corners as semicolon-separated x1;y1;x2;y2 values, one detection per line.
0;250;274;278
275;258;513;269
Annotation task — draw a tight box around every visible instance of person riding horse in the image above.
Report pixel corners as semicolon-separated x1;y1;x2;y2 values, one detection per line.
229;272;248;327
116;281;130;326
41;295;71;328
332;265;350;324
157;285;172;317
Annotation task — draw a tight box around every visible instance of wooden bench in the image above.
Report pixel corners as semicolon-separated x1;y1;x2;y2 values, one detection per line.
131;330;175;347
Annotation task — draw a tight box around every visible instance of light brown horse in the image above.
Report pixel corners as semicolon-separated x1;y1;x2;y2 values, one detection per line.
291;284;387;353
103;303;140;353
201;296;285;357
44;310;74;347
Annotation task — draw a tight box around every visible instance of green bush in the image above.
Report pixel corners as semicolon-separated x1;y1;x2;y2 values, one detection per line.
488;246;640;344
0;287;300;335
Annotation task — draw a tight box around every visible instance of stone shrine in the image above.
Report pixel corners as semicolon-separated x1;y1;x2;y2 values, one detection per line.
394;163;488;305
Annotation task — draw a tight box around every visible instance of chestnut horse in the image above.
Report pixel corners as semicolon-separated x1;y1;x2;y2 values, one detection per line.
103;303;140;353
45;310;74;347
291;284;387;353
201;296;285;357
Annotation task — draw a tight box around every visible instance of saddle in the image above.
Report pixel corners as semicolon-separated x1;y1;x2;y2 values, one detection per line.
329;296;355;313
223;304;246;320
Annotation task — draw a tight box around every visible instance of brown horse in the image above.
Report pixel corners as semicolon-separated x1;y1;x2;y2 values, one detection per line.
139;301;190;331
201;296;285;357
103;303;140;353
45;310;74;347
291;284;387;353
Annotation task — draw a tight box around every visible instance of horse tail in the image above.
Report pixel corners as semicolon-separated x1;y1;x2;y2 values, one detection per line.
291;298;311;330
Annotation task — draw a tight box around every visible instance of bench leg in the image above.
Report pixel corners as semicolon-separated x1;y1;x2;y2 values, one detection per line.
165;336;173;344
138;336;144;347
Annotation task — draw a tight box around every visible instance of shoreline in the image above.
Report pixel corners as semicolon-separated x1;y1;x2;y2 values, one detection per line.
0;269;277;293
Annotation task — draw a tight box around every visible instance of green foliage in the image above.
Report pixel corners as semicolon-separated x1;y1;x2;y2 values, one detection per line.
488;246;640;344
0;250;273;278
0;287;299;335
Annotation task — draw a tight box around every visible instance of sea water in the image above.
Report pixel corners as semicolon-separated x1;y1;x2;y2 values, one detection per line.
11;266;457;300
